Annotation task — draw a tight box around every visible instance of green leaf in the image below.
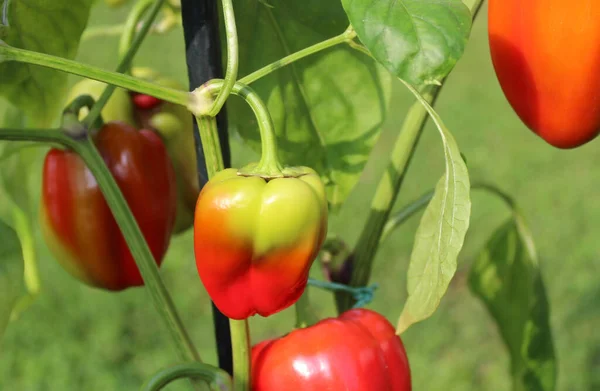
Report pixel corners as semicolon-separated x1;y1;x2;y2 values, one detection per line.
396;80;471;334
0;218;24;342
229;0;392;210
342;0;472;86
0;101;43;319
0;141;43;320
0;0;94;126
469;219;557;391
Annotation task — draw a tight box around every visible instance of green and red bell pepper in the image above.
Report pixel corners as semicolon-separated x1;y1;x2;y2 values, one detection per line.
41;121;177;290
194;167;328;320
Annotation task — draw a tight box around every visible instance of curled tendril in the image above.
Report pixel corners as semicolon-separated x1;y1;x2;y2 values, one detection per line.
141;362;233;391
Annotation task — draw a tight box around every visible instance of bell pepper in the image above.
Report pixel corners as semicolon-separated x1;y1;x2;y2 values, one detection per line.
193;167;328;320
40;121;177;290
131;67;199;234
252;308;412;390
489;0;600;148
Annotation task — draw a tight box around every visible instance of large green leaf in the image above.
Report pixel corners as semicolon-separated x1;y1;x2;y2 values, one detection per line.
342;0;472;86
229;0;391;210
469;218;556;391
396;81;471;334
0;99;42;321
0;0;94;126
0;219;24;342
0;142;43;320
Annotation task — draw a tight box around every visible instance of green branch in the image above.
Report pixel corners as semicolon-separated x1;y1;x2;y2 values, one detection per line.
239;26;357;85
195;80;282;177
141;362;232;391
380;182;534;258
85;0;167;127
0;45;189;107
230;320;251;391
206;0;238;116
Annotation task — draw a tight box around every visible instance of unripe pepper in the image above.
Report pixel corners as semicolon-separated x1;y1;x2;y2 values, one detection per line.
131;67;199;234
194;167;328;320
40;121;177;290
252;308;412;391
489;0;600;148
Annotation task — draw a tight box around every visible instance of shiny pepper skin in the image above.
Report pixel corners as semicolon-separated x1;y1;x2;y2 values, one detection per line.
40;122;177;290
193;167;328;320
489;0;600;148
252;308;412;391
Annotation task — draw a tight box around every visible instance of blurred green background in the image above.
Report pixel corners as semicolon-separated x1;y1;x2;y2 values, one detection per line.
1;2;600;390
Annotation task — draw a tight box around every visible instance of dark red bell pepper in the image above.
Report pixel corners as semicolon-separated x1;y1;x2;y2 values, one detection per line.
40;121;177;290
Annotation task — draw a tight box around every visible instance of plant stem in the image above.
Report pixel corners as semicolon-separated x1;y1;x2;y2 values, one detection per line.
239;26;356;85
0;45;189;107
141;362;233;391
75;138;201;363
0;127;202;365
85;0;167;127
230;320;251;391
194;116;224;178
380;182;535;258
337;0;485;311
207;0;238;116
197;81;282;176
0;128;77;145
294;290;319;328
82;24;126;41
118;0;156;64
379;191;438;243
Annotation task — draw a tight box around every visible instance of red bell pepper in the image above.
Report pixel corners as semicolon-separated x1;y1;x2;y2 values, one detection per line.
252;308;411;391
40;121;177;290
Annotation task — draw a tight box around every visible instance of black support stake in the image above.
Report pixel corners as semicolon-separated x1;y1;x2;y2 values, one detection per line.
179;0;233;375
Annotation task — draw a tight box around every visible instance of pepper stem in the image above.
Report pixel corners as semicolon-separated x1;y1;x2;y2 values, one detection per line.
193;80;284;178
118;0;157;72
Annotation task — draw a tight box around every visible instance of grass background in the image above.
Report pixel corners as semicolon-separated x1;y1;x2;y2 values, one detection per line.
1;2;600;390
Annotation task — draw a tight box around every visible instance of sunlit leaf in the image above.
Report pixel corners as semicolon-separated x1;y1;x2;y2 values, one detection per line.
396;81;470;334
342;0;471;86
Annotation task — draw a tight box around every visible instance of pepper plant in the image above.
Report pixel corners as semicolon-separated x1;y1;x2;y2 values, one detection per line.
0;0;566;389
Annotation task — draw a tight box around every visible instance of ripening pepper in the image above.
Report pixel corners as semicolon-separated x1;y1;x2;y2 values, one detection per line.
193;167;328;320
252;308;412;391
131;67;199;234
40;121;177;290
67;70;198;234
489;0;600;148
